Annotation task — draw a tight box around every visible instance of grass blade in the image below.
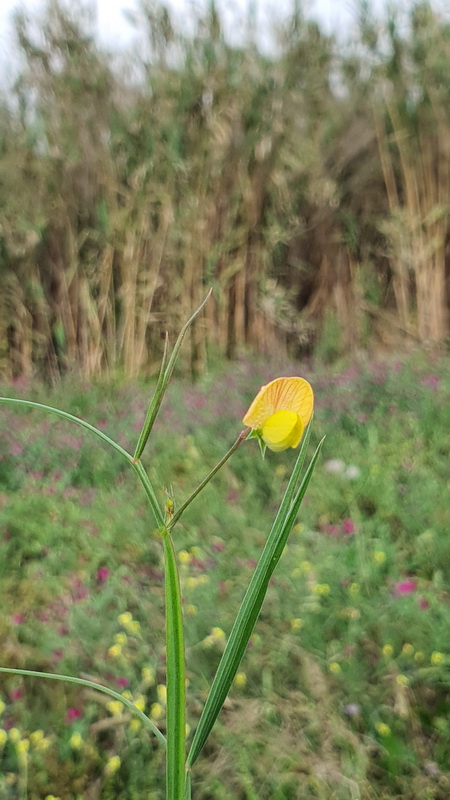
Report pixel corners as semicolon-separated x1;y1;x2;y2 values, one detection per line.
0;397;132;462
133;290;212;460
134;331;169;460
0;666;166;747
186;434;325;768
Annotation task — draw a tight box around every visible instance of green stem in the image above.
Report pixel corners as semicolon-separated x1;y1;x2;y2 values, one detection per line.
131;458;165;529
0;667;166;747
162;529;186;800
168;428;249;531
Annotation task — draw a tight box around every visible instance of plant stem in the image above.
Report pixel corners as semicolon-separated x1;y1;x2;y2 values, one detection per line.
162;528;186;800
168;428;250;530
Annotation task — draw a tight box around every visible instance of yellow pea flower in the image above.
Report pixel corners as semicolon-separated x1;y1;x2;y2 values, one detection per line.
243;377;314;452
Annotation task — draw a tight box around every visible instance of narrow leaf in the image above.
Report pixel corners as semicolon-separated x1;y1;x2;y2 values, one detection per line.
187;434;324;767
133;290;212;459
0;666;166;747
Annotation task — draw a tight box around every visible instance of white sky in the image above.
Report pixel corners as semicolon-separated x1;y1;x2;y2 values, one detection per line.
0;0;383;54
4;0;444;84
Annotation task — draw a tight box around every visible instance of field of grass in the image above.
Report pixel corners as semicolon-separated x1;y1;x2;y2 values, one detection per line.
0;353;450;800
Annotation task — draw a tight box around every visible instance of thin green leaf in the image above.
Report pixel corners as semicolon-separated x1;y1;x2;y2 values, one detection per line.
0;396;165;529
186;435;325;767
0;667;166;747
163;531;186;800
134;331;169;460
0;397;132;462
133;289;212;459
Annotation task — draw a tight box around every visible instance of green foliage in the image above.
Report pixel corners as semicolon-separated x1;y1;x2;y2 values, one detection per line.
0;352;449;798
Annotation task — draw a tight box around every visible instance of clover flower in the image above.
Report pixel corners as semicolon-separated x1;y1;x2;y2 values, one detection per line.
243;377;313;453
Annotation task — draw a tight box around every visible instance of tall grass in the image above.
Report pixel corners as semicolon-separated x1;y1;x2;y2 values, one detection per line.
0;0;449;380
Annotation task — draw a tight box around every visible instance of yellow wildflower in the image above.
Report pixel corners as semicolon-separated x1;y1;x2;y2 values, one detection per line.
69;732;83;750
382;644;393;658
329;662;341;674
105;755;121;775
150;702;164;721
186;604;197;616
118;612;132;627
114;633;127;646
178;550;192;565
141;666;155;686
8;728;21;743
108;644;122;659
374;551;386;565
129;620;141;634
133;694;146;713
396;674;409;687
291;618;303;631
376;723;391;737
157;685;167;705
129;719;141;733
414;651;424;662
106;701;123;716
431;651;444;665
402;643;414;656
243;377;314;452
234;672;247;688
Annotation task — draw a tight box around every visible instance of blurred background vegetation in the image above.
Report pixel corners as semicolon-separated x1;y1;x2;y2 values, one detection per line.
1;0;449;382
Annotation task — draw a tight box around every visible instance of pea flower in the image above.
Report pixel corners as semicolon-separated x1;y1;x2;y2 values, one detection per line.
243;377;314;454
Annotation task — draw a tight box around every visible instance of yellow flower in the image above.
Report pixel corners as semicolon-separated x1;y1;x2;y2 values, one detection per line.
374;551;386;565
396;674;409;687
108;644;122;659
329;662;341;674
141;666;155;686
118;612;132;627
150;702;164;720
133;694;146;713
243;377;314;452
105;755;121;775
8;728;21;743
157;685;167;705
382;644;393;658
402;643;414;656
234;672;247;688
376;723;391;737
129;719;141;733
291;618;303;631
178;550;192;565
114;633;127;646
69;732;83;750
431;651;444;665
106;701;124;716
186;604;197;616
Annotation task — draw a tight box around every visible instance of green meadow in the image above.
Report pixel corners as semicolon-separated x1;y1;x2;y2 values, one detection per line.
1;353;449;799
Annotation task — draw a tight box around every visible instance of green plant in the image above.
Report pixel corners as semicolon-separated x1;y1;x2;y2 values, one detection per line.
0;294;323;800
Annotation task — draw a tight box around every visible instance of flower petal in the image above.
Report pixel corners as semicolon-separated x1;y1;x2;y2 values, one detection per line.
243;377;314;430
262;410;304;452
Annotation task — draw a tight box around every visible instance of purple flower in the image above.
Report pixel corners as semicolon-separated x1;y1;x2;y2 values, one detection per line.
393;579;417;597
66;707;83;724
342;518;356;535
97;566;110;583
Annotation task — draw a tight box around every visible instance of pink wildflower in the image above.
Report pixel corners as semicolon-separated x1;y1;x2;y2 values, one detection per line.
393;579;417;597
66;707;83;724
97;566;110;582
